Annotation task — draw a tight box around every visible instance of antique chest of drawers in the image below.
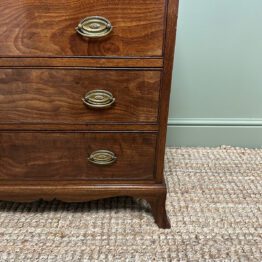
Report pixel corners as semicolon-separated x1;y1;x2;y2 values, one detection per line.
0;0;179;228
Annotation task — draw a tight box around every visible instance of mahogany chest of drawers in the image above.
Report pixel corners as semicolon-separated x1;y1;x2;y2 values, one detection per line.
0;0;179;228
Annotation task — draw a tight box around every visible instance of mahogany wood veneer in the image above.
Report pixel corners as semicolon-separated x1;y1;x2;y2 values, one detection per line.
0;0;179;228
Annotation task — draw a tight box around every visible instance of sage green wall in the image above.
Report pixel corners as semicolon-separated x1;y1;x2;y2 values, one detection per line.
167;0;262;147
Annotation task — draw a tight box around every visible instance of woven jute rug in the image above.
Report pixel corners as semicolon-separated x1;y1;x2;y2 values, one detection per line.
0;147;261;261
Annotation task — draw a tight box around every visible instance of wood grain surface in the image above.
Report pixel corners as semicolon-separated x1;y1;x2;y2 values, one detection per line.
0;69;160;124
0;132;157;181
0;183;170;228
0;0;179;229
0;123;158;132
0;58;163;68
0;0;165;57
155;0;179;183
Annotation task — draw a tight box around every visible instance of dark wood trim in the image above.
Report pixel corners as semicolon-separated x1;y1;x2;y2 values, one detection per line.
156;0;179;183
0;130;158;134
0;124;159;132
0;67;162;71
0;58;163;68
0;183;170;228
0;181;157;186
0;56;163;59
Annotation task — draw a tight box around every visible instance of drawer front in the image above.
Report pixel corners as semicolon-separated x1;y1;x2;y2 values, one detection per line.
0;69;160;124
0;0;165;57
0;132;156;181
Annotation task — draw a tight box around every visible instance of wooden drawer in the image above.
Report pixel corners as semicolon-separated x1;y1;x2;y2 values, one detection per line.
0;0;165;57
0;69;160;124
0;132;156;181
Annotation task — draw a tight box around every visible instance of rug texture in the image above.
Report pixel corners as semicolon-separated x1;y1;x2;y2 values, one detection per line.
0;146;261;261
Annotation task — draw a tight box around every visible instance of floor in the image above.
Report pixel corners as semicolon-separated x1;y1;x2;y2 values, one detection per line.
0;147;261;261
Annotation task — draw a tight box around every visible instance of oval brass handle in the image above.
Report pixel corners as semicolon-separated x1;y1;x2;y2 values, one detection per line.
88;150;117;166
82;90;115;109
76;16;113;38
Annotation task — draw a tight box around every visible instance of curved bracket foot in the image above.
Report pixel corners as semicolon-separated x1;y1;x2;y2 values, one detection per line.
143;192;171;229
0;184;171;228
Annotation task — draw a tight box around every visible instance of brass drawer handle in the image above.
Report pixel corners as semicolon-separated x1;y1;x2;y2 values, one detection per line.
76;16;113;38
88;150;117;166
82;90;115;109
